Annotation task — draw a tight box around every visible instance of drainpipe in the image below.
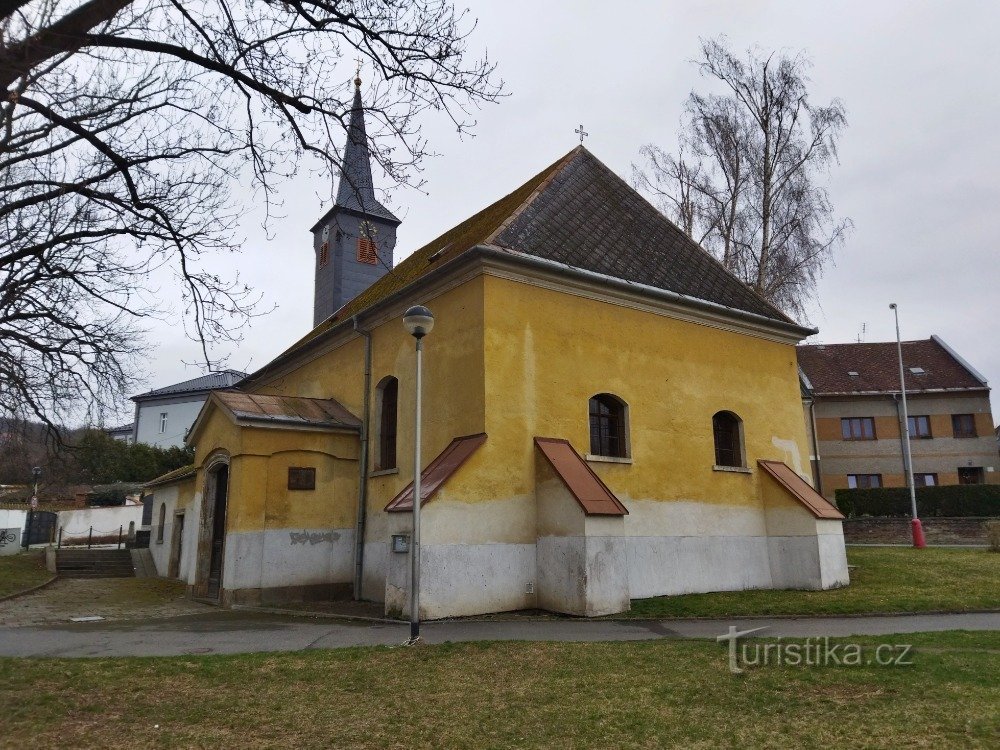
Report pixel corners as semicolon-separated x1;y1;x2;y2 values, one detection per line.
807;398;823;496
352;316;372;600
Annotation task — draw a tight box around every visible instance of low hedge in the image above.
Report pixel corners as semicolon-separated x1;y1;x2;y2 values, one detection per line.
835;484;1000;518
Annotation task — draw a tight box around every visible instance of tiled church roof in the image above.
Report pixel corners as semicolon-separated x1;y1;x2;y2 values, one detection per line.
263;146;804;376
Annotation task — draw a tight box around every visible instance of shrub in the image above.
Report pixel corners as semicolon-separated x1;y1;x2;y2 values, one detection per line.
835;484;1000;518
986;521;1000;552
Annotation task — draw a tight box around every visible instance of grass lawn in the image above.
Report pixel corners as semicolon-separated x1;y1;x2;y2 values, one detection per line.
0;552;51;598
0;631;996;747
627;547;1000;619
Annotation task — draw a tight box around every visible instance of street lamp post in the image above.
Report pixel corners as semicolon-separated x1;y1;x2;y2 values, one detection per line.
890;303;926;549
402;305;434;642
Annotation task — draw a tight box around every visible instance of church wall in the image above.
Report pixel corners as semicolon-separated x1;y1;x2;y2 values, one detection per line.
481;274;811;509
473;274;836;605
250;277;490;603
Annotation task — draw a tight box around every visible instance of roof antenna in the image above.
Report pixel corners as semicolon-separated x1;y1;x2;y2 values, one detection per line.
856;322;866;343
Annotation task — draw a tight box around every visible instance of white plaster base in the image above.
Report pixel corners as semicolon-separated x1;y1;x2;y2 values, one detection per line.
222;527;355;594
625;535;773;599
386;542;536;619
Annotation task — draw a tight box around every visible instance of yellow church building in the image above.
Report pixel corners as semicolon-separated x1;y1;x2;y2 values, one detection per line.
145;83;849;618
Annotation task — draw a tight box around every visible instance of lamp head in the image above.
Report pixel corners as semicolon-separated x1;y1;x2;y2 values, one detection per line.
889;303;897;310
402;305;434;339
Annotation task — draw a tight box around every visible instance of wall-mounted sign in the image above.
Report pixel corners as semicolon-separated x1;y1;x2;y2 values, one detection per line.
287;467;316;490
391;534;410;553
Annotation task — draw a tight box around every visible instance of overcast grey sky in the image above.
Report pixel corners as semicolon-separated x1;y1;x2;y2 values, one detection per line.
143;0;1000;416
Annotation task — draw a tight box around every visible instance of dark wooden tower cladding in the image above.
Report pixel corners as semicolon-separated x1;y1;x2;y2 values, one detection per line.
310;76;401;327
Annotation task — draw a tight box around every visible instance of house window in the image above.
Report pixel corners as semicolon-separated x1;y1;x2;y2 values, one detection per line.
958;467;985;485
589;393;628;458
376;377;398;471
712;411;745;468
318;242;329;268
907;415;932;439
158;412;168;434
952;414;977;439
847;474;881;489
914;473;937;488
841;417;876;441
156;503;166;543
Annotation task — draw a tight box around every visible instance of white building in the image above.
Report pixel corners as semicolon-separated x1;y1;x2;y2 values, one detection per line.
131;371;246;448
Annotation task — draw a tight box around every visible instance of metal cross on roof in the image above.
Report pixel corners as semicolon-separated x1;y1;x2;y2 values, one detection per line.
354;56;363;76
575;124;588;144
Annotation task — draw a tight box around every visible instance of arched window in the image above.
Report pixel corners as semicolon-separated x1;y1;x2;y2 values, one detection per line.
157;503;166;543
712;411;745;468
589;393;629;458
376;377;398;470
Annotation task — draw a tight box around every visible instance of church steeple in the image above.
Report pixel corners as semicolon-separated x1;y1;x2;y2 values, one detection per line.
310;75;401;328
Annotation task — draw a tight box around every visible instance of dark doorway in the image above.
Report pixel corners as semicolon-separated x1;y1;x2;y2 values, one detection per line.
206;465;229;600
169;512;185;578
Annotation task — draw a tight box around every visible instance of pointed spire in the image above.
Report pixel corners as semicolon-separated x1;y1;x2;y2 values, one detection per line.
335;76;379;213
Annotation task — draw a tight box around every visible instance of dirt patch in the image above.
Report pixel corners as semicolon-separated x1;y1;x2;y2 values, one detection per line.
0;577;212;627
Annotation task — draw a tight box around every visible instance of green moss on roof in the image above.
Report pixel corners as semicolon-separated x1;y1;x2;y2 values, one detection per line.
278;148;578;357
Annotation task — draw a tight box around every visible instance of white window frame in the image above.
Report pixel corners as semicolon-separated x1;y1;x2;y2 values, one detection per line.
159;412;168;434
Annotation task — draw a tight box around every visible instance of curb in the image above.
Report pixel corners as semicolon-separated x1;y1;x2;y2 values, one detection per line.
0;574;58;603
231;604;397;625
230;604;1000;626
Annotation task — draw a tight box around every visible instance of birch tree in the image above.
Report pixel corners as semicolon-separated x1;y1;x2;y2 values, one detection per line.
636;38;849;318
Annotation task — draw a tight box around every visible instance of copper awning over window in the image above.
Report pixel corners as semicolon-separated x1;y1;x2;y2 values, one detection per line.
534;437;628;516
758;460;844;520
385;433;487;512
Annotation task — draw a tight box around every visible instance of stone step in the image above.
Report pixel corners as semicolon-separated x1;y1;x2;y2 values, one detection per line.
56;549;135;578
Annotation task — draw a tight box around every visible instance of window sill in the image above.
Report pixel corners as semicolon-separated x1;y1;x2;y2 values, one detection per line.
586;454;632;465
369;468;399;478
713;465;751;474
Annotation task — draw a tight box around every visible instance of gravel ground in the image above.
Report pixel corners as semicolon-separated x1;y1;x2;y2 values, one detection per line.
0;577;212;627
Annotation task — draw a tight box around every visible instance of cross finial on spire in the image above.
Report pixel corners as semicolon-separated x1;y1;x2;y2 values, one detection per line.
574;124;588;144
354;57;363;87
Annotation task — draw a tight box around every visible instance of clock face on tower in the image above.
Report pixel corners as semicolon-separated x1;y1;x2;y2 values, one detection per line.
321;223;330;241
359;221;378;239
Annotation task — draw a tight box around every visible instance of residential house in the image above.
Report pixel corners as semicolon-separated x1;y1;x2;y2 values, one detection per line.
798;337;997;500
131;371;247;449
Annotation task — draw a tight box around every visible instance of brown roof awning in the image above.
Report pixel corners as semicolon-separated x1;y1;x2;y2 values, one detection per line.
385;433;487;512
216;391;361;431
758;460;844;520
534;437;628;516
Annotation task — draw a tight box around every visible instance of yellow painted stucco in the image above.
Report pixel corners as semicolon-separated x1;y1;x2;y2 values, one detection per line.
180;402;360;533
471;274;811;512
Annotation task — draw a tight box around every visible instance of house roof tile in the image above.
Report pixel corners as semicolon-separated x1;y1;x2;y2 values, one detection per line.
797;338;987;395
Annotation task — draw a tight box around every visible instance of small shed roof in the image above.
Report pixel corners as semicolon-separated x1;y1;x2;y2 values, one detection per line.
534;437;628;516
385;434;487;512
758;460;844;520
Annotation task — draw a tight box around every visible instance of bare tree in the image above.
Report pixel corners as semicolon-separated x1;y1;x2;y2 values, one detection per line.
635;38;848;319
0;0;502;436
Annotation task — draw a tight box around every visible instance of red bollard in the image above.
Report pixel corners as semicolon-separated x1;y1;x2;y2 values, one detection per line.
911;518;926;549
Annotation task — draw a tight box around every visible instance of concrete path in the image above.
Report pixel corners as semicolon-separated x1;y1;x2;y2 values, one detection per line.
0;610;996;658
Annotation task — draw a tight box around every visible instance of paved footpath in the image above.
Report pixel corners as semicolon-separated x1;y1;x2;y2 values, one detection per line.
0;610;996;658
